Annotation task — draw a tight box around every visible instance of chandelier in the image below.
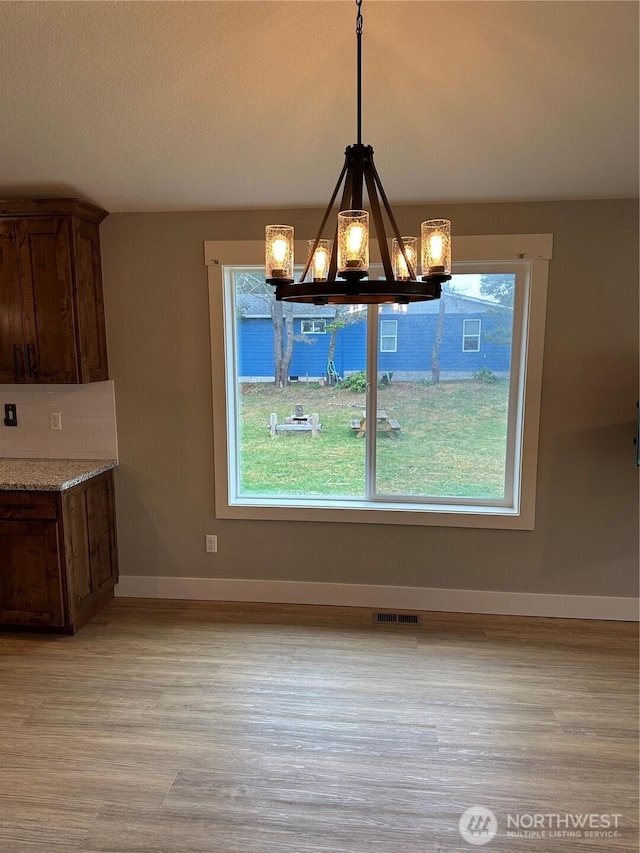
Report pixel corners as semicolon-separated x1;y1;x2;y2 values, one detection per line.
266;0;451;306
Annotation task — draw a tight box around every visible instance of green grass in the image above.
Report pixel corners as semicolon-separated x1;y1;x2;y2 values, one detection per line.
237;379;510;498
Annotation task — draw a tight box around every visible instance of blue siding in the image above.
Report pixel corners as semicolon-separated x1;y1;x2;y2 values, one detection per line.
237;319;274;377
238;308;512;379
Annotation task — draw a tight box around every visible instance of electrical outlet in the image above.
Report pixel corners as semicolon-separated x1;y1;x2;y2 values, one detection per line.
49;412;62;431
205;534;218;553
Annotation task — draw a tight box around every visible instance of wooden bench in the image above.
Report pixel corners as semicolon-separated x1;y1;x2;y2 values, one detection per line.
269;412;321;437
350;419;362;431
387;419;401;431
275;423;321;434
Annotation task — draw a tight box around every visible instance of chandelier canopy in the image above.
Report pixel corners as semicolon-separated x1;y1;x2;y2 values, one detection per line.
266;0;452;306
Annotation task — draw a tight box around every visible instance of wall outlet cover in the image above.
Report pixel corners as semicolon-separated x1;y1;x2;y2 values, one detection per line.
3;403;17;427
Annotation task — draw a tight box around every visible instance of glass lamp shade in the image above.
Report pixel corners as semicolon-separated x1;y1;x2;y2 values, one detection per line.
392;236;418;280
307;239;333;281
421;219;451;277
337;210;369;275
266;225;294;280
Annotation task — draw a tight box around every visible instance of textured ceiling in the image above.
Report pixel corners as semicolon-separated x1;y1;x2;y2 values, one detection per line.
0;1;638;213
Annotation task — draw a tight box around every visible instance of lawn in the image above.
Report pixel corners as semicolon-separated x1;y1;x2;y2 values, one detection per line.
237;379;510;499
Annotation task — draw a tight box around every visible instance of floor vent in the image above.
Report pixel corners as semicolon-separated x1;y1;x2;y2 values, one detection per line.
374;612;421;625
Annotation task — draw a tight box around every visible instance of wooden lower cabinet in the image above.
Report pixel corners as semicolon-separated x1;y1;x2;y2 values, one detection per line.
0;471;118;633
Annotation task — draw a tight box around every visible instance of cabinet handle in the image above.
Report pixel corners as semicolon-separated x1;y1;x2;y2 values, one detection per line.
13;345;22;379
26;344;37;378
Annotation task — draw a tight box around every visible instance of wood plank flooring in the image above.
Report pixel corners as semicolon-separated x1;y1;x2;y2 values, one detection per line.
0;598;637;852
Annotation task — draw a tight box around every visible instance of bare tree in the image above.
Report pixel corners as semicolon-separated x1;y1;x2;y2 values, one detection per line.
235;272;309;388
430;286;447;384
271;298;295;388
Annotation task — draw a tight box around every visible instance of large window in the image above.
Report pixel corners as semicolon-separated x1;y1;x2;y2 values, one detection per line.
206;235;551;528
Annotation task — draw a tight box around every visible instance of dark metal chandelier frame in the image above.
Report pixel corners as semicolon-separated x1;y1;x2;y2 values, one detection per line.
269;0;450;306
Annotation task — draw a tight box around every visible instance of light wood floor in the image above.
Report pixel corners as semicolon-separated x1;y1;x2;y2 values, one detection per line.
0;599;637;852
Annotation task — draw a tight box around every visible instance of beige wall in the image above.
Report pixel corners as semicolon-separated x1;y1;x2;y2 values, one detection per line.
100;199;639;597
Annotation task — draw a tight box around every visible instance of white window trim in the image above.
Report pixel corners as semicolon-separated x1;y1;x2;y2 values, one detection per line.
205;234;552;530
462;318;482;352
379;319;398;353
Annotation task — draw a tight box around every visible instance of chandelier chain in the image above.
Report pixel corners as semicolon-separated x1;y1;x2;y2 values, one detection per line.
356;0;363;145
265;0;450;304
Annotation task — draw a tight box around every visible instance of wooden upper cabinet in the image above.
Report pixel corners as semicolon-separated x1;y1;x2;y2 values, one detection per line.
0;199;109;384
0;220;26;382
73;216;109;383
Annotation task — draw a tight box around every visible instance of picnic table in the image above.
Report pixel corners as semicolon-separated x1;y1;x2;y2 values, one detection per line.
350;410;400;438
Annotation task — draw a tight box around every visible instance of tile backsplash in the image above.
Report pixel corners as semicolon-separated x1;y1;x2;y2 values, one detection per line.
0;381;118;460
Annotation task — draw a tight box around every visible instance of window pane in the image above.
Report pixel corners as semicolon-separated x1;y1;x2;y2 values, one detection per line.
231;270;367;498
226;266;520;507
375;274;515;499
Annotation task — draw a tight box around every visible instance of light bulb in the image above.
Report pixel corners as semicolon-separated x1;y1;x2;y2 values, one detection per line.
393;237;417;280
347;224;364;257
272;237;288;264
266;224;294;280
421;220;450;277
337;211;368;273
397;246;414;278
314;247;328;277
429;233;444;265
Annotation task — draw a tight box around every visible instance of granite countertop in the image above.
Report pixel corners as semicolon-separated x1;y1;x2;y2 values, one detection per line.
0;459;117;491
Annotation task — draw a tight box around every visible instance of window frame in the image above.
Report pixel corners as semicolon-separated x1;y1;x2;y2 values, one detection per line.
379;319;398;353
462;318;482;352
301;319;327;335
205;234;552;529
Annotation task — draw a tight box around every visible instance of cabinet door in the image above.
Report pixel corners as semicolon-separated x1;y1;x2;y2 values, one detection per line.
63;488;92;623
0;220;27;382
16;217;79;383
63;473;117;624
0;520;63;626
86;473;118;590
73;217;109;383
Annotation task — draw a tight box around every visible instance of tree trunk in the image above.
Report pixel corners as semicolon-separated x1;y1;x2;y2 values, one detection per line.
327;330;338;365
431;290;446;384
272;300;286;388
327;306;346;374
272;303;295;388
282;306;295;383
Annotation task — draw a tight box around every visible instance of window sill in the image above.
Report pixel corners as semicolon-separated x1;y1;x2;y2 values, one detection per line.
218;497;534;530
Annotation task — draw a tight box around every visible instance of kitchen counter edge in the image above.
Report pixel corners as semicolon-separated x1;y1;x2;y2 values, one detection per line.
0;459;118;491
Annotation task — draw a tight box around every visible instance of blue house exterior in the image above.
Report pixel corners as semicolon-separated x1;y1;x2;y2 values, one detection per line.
237;293;512;382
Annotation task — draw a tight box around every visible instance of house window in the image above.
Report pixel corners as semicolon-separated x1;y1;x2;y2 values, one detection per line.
205;234;552;529
380;319;398;352
301;319;327;335
463;319;481;352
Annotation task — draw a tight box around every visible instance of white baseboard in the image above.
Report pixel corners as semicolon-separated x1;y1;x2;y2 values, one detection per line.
115;576;639;622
